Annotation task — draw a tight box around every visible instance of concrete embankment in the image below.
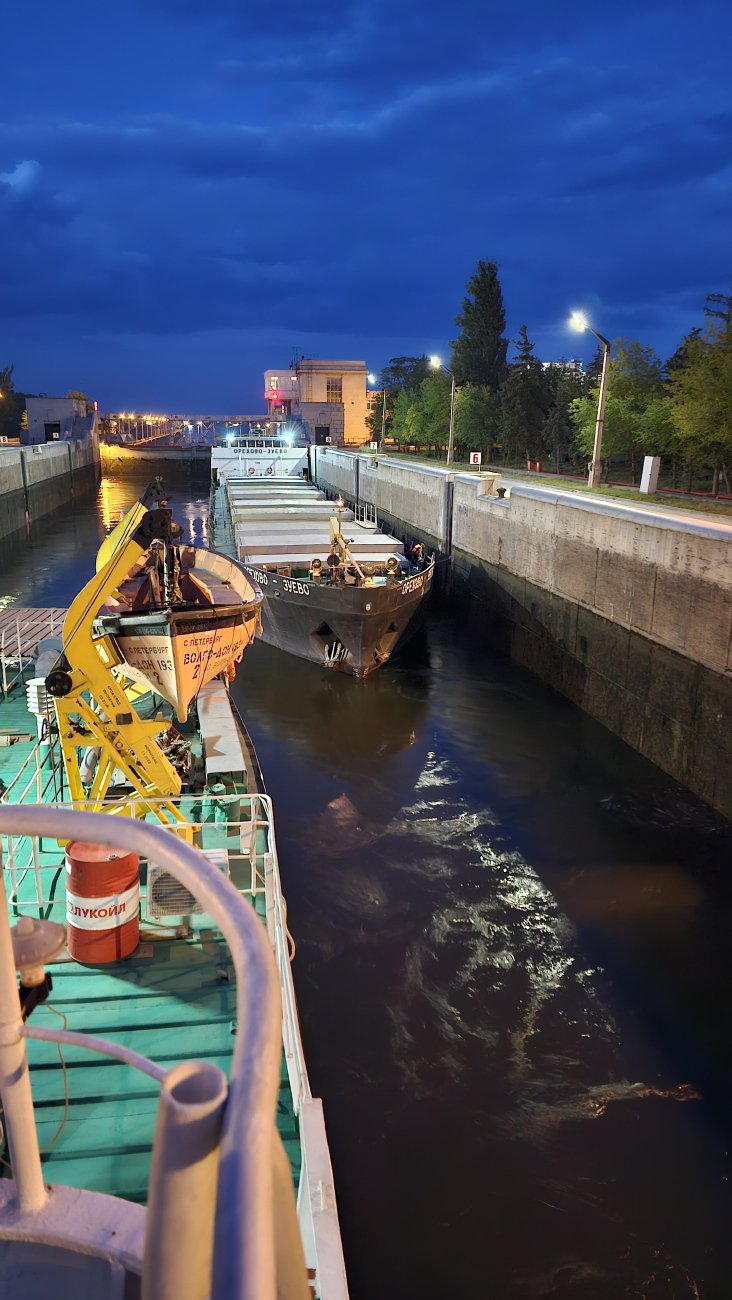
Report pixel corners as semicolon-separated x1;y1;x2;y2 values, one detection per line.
101;442;211;484
312;446;732;818
0;441;100;539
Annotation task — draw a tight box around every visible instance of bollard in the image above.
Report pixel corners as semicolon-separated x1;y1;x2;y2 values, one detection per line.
142;1060;228;1300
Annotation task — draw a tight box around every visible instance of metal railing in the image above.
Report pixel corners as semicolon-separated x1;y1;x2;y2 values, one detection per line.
353;502;377;526
0;792;311;1117
0;804;311;1300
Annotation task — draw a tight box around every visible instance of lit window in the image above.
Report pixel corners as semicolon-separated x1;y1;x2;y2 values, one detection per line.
269;376;279;389
291;375;298;385
326;378;342;403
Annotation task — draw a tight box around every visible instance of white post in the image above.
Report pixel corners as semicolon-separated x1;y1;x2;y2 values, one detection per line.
0;865;47;1212
639;455;661;494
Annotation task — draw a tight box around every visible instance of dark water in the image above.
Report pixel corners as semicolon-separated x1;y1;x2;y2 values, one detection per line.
4;473;732;1299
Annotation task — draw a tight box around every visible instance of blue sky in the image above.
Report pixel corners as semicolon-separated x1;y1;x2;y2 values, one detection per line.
1;0;730;410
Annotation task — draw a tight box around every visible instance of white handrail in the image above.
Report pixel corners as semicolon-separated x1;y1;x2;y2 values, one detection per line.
0;804;283;1300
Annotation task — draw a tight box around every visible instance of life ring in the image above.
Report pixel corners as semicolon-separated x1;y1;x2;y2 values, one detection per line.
266;466;274;475
248;466;256;476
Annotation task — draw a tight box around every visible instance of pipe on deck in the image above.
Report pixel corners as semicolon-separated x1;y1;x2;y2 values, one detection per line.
143;1060;228;1300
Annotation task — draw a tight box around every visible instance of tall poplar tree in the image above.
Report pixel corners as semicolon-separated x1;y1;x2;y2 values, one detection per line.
450;260;508;390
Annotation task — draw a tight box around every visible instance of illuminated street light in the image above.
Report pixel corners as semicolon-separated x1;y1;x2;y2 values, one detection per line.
430;356;456;466
368;372;388;452
570;313;611;490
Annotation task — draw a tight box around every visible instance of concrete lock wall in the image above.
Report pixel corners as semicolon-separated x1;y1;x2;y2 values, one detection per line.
313;447;451;551
0;441;100;540
314;451;732;819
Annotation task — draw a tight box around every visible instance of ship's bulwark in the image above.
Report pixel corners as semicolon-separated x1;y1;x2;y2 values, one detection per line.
243;562;434;677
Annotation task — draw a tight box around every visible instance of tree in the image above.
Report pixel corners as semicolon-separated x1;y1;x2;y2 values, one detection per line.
366;392;385;442
0;365;27;441
570;338;666;480
543;362;584;469
666;328;701;376
583;344;605;391
391;373;451;453
380;357;431;393
67;389;91;412
450;260;508;391
367;356;431;441
499;325;551;462
453;384;501;456
667;294;732;491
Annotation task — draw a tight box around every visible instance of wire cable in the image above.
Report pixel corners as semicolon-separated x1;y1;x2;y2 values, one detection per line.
38;1003;69;1154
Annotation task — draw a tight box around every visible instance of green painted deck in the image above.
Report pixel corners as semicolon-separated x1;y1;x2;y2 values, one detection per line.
29;939;299;1201
0;657;301;1206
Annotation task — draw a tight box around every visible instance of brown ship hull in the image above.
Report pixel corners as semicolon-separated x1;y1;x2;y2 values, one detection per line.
242;560;434;677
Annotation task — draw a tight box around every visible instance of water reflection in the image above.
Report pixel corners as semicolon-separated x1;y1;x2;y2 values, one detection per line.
241;618;732;1300
0;472;209;608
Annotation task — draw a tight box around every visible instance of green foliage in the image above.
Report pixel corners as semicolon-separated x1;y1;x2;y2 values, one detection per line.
368;355;431;442
450;260;508;391
666;328;701;375
380;357;430;393
376;285;732;485
366;391;385;442
499;325;551;460
667;295;732;468
570;337;668;468
67;389;91;412
543;363;584;460
391;373;451;450
0;365;27;440
454;384;501;453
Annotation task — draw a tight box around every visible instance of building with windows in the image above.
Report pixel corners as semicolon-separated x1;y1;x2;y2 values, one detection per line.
264;359;369;447
542;358;584;377
23;397;99;447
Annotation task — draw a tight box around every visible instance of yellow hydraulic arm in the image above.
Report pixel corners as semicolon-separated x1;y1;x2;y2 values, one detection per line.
45;489;187;825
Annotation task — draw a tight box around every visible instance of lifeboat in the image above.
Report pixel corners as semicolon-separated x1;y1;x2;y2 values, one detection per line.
94;544;261;722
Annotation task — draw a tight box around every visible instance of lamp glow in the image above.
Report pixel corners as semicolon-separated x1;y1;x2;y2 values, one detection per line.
429;355;441;368
570;313;587;331
368;373;377;385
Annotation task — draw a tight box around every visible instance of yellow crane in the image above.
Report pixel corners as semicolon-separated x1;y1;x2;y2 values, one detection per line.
45;482;188;829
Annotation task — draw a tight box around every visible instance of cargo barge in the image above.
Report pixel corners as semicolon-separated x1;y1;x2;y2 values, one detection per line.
211;446;433;677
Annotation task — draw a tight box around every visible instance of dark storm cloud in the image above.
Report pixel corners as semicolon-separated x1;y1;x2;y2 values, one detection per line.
0;0;730;401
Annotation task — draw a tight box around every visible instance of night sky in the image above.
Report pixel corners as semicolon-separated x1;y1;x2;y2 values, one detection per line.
1;0;730;410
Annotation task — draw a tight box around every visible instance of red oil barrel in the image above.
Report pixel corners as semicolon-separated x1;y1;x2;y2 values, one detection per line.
65;842;140;963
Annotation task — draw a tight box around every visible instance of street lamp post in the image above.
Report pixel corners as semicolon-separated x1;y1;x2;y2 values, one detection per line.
368;374;388;452
430;357;456;465
570;314;611;490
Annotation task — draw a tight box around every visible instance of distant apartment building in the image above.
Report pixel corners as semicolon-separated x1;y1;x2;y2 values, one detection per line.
264;358;369;447
542;358;584;377
23;397;99;446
